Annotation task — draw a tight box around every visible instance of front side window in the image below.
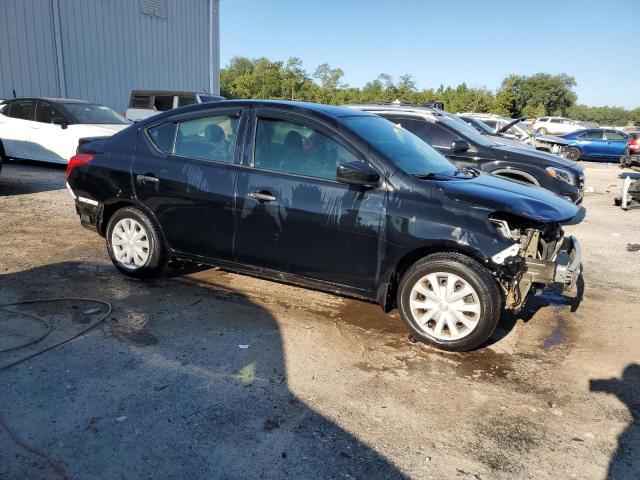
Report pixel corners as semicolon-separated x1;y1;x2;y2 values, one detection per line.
254;117;360;180
550;118;562;124
343;116;456;176
35;102;64;123
606;130;626;141
175;115;239;163
7;100;33;120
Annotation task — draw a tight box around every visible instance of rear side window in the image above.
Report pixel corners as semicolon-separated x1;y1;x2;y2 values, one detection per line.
148;122;177;153
583;130;603;140
174;115;239;163
130;94;151;108
153;95;174;111
254;117;360;180
7;100;33;120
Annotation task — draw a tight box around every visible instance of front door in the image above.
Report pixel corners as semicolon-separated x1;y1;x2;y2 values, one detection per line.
29;101;76;163
132;108;245;260
235;110;385;291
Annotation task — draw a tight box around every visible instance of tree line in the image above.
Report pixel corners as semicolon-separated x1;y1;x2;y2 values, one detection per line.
220;56;640;127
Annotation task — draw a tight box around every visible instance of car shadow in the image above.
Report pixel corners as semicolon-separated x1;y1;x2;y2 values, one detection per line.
590;364;640;479
0;161;67;196
618;172;640;180
486;272;585;347
0;261;408;479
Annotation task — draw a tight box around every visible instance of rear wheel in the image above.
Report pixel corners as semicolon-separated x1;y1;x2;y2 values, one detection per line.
106;206;167;278
397;253;502;351
565;147;581;161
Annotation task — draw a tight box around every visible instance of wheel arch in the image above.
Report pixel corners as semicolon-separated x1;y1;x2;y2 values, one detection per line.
490;168;540;186
99;199;164;246
376;243;492;313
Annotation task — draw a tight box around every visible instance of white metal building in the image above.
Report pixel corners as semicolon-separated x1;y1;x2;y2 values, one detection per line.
0;0;220;113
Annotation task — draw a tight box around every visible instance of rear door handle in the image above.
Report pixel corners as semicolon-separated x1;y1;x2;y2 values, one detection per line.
136;174;159;185
248;191;277;202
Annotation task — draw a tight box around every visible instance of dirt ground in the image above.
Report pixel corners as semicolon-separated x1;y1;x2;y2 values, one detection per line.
0;160;638;480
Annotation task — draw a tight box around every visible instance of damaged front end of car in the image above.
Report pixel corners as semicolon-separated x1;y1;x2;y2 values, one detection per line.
488;212;582;312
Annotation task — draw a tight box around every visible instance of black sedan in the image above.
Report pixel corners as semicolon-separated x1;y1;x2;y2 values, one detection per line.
66;100;582;351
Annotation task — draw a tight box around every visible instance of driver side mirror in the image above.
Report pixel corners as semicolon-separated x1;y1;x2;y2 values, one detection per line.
52;117;68;129
336;161;380;187
450;140;470;153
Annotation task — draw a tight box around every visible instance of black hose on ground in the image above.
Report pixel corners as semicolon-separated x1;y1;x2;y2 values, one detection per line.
0;298;112;372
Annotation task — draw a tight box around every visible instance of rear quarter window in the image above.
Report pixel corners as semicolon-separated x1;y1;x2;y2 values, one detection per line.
148;122;177;153
130;94;151;108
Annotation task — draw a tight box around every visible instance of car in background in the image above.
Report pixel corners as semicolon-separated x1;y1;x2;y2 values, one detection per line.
66;100;582;352
533;116;585;135
561;129;629;161
347;104;585;203
0;98;130;164
620;132;640;169
125;90;225;122
461;113;568;156
456;115;538;151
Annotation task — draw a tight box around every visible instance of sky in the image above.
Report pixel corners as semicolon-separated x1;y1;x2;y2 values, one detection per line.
220;0;639;109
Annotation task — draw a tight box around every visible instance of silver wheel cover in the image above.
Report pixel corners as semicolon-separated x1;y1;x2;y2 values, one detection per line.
111;218;150;270
409;272;482;341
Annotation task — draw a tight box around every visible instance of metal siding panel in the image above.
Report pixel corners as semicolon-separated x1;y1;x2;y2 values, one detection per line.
0;0;60;99
1;0;215;112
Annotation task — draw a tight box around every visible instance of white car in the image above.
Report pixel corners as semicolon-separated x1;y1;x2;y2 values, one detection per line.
532;116;585;136
125;90;225;122
0;97;130;164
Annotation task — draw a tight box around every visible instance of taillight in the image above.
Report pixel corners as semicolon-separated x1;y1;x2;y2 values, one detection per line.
66;153;94;178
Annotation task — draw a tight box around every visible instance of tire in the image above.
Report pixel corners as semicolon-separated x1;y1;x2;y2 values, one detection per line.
565;146;581;161
397;252;502;352
105;206;167;278
537;127;547;135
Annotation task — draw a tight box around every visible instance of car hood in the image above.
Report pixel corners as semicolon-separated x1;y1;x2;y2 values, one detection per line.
531;133;569;145
492;145;583;170
487;134;537;150
433;173;580;223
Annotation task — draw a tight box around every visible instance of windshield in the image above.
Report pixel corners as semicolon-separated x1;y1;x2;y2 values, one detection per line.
64;103;130;125
461;116;494;134
342;116;457;176
441;117;494;147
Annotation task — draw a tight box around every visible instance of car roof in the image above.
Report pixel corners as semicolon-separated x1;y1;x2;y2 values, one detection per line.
1;97;91;105
140;100;374;126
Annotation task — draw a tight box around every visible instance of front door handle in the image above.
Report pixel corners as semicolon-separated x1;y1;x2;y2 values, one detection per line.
136;174;159;185
248;191;277;202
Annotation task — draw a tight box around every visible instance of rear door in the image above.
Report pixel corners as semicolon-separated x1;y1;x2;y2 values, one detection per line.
132;107;246;260
234;108;385;291
0;100;35;158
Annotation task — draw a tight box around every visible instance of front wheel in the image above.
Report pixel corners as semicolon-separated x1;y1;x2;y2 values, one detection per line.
397;253;502;351
565;147;581;161
106;206;167;278
537;127;548;135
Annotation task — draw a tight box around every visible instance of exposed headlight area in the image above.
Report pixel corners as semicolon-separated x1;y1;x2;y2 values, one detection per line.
545;166;575;185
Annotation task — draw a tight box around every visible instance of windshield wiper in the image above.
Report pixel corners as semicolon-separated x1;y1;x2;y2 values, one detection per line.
412;172;450;180
453;166;480;177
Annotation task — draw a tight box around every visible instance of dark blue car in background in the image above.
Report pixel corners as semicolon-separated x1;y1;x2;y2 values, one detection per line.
562;128;628;161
